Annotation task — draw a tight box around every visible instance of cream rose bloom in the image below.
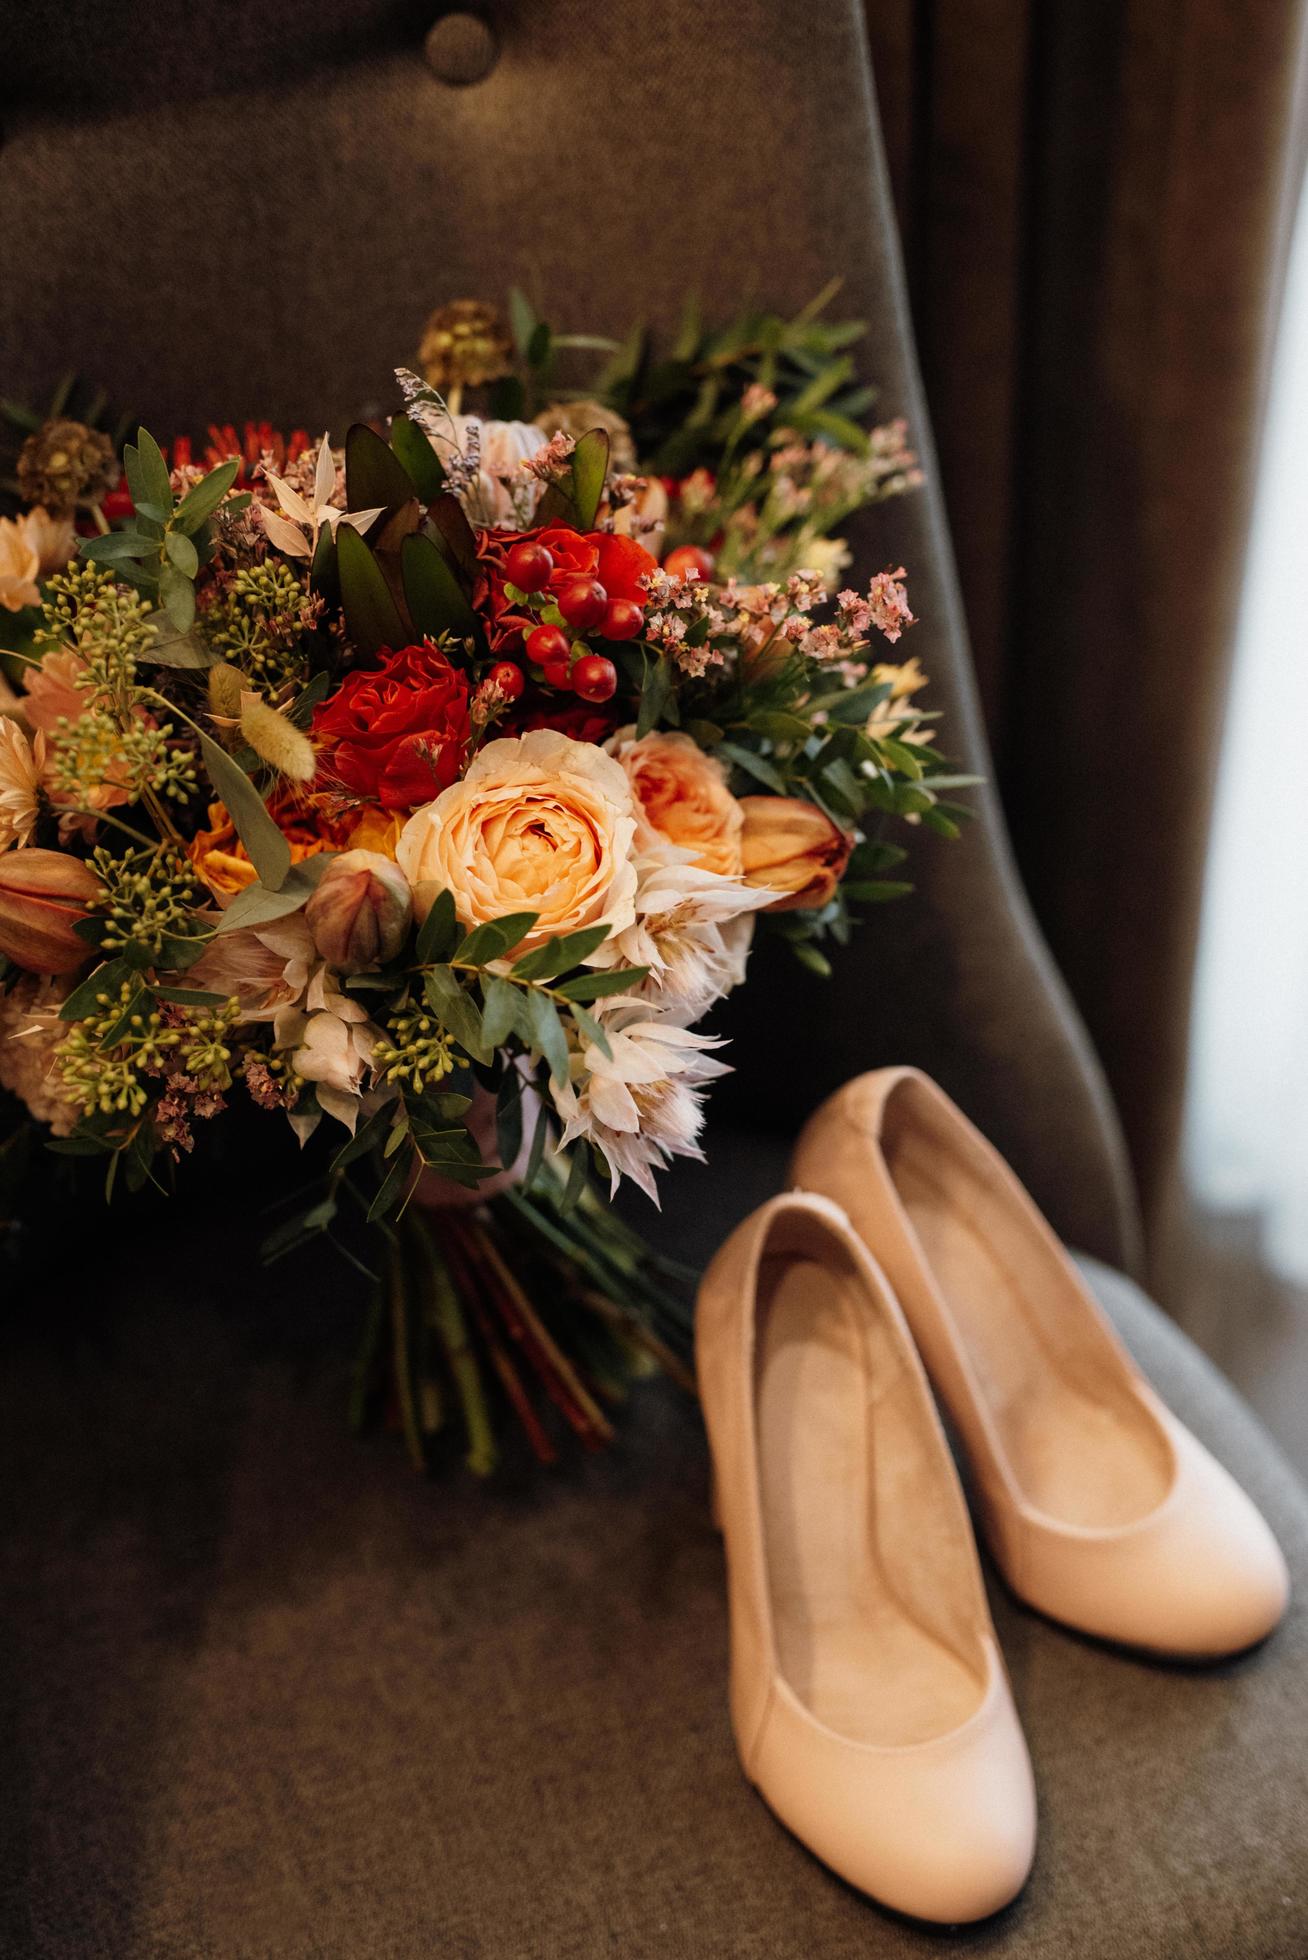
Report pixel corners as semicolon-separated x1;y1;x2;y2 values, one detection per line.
397;728;638;954
608;727;744;879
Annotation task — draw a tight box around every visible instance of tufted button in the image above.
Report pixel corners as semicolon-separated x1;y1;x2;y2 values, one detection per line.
423;12;498;86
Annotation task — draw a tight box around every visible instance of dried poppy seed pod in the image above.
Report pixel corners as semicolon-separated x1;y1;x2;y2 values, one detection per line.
305;850;412;973
738;796;853;913
0;847;102;974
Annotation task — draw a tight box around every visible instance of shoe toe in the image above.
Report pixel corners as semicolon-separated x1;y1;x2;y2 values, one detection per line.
753;1657;1035;1924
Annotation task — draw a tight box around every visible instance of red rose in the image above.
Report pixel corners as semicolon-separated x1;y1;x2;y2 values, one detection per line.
593;532;657;603
313;644;471;811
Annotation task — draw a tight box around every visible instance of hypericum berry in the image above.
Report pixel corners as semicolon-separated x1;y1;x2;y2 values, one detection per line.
571;654;618;703
663;544;715;583
557;578;608;630
505;541;554;591
487;660;525;702
526;623;570;667
600;598;644;641
542;659;573;690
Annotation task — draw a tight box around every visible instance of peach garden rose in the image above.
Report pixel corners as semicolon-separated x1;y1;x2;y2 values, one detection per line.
607;727;744;878
396;727;639;954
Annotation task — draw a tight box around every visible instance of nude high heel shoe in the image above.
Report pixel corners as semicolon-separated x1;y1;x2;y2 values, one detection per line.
696;1190;1036;1922
791;1070;1290;1659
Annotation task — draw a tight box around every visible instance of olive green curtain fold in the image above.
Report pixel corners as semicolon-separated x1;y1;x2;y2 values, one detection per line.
866;0;1308;1247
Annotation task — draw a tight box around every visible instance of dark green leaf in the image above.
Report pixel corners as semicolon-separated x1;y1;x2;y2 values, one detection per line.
152;984;229;1006
59;957;135;1021
337;522;405;657
414;888;458;964
554;967;649;1002
389;413;446;501
523;988;570;1085
453;912;539;966
199;733;292;890
480;974;528;1049
400;532;479;649
510;924;609;981
80;529;161;564
424;965;490;1062
426;494;480;578
345;420;417;510
330;1097;398;1173
717;741;787;792
173;456;240;533
843;879;914;902
571;428;609;529
559;1142;589;1213
495;1070;524;1170
367;1148;418;1222
522;1093;550;1191
636;654;674;740
568;1001;613;1061
130;428;174;513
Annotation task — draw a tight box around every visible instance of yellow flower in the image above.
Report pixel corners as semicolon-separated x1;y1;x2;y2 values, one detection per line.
396;729;638;954
867;656;931;743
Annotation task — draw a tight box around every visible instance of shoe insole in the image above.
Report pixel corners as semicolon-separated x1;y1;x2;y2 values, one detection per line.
756;1254;984;1747
893;1141;1172;1528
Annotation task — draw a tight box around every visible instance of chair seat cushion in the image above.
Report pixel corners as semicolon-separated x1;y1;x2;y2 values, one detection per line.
5;1132;1307;1957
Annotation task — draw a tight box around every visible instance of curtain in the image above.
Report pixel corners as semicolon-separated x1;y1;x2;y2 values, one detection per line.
1186;180;1308;1283
865;0;1308;1255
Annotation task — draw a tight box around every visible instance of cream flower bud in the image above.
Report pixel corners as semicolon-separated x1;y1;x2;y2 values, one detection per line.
304;849;412;973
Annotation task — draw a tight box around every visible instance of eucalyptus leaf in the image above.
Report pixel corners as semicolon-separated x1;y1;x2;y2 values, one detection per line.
129;428;174;514
159;564;196;633
215;855;335;932
173;456;240;533
164;530;199;578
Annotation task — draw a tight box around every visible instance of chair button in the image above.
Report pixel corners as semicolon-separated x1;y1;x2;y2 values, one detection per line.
423;12;498;86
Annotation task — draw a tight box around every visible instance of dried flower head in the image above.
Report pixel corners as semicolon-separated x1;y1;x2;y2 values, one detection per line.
418;300;513;392
17;419;118;517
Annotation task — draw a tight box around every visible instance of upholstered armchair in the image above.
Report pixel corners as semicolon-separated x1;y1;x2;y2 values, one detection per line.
4;4;1306;1953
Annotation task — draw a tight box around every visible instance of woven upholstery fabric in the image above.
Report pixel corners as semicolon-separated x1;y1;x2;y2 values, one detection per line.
4;1152;1307;1959
1;0;1139;1269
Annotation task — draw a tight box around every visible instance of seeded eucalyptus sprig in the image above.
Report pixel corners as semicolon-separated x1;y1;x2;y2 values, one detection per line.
79;427;249;644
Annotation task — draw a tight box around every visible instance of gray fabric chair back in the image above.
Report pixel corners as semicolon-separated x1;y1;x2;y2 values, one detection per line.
2;0;1141;1267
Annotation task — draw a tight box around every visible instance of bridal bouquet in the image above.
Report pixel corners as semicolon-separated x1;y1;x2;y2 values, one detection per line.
0;296;965;1472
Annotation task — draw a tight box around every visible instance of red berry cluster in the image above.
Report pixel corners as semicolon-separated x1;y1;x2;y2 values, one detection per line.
499;538;641;704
